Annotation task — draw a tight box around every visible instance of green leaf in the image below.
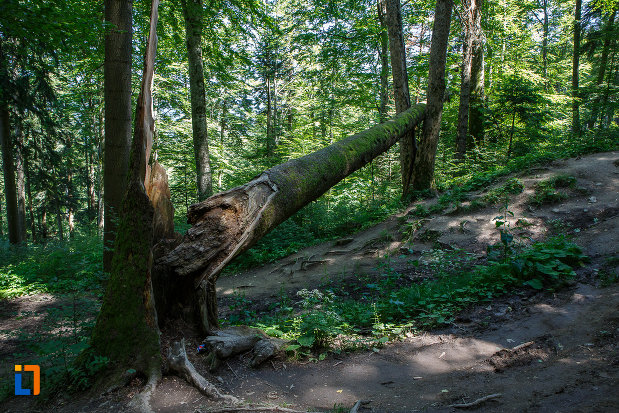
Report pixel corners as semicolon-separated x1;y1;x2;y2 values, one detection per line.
524;279;544;290
297;334;315;348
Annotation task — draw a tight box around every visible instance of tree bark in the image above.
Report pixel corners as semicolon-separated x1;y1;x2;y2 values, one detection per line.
571;0;582;136
411;0;453;190
455;0;475;159
385;0;416;196
0;107;21;244
25;158;36;242
15;120;26;241
104;0;134;271
377;0;390;124
541;0;548;82
587;10;616;129
90;0;162;385
158;104;426;331
181;0;213;201
468;0;485;148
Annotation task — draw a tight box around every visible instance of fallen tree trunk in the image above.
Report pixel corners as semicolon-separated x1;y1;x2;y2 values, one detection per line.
157;104;425;331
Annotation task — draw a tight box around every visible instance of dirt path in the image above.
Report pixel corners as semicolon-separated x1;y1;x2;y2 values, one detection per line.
1;151;617;412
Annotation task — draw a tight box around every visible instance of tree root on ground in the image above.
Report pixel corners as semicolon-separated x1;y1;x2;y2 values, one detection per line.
203;326;288;371
168;338;240;404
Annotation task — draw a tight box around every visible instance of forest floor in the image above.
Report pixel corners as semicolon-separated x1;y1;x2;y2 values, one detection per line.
1;151;618;412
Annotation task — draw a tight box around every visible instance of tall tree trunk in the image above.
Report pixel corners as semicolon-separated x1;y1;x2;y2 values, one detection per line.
90;0;162;386
97;105;105;234
41;206;48;240
14;119;26;241
455;0;475;159
181;0;212;201
25;159;36;242
456;0;484;158
0;192;3;237
468;0;485;148
587;10;616;130
0;107;21;244
411;0;453;190
571;0;582;136
542;0;548;82
266;77;274;154
385;0;416;196
104;0;134;271
377;0;390;123
66;134;75;236
157;104;426;331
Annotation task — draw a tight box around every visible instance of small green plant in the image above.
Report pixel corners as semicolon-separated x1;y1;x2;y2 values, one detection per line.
410;204;430;217
295;289;350;349
529;175;576;206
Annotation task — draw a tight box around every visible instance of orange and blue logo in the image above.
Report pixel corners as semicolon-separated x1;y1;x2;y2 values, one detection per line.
14;365;40;396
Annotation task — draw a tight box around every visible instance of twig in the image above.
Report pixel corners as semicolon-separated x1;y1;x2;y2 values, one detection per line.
512;341;534;351
349;400;362;413
200;407;318;413
227;361;239;379
450;393;502;408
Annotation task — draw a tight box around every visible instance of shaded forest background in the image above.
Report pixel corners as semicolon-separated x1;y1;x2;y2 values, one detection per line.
0;0;617;270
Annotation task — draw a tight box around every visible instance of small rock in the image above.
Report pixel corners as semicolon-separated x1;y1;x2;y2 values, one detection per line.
589;196;597;203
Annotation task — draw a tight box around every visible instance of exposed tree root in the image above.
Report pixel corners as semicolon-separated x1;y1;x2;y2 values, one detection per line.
203;326;288;371
167;339;240;404
127;368;161;413
199;407;319;413
449;393;502;408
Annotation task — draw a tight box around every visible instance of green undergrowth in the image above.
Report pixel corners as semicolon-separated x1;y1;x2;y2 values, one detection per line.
0;235;106;299
528;174;577;206
227;236;586;357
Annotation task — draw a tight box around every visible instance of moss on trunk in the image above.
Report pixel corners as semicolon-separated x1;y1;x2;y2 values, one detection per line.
90;180;161;379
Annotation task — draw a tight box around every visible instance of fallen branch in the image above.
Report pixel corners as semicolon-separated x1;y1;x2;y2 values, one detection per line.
167;339;239;404
199;407;318;413
349;400;362;413
450;393;502;408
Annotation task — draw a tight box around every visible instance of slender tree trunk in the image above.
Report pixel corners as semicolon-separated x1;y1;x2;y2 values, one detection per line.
0;107;21;244
97;106;105;234
266;77;273;154
41;206;48;240
66;135;75;236
104;0;134;271
385;0;416;196
587;10;616;129
468;0;485;148
507;109;516;158
0;192;3;237
14;119;26;241
600;39;617;127
542;0;548;83
411;0;453;190
456;0;475;159
571;0;582;136
25;159;36;242
181;0;212;201
377;0;390;123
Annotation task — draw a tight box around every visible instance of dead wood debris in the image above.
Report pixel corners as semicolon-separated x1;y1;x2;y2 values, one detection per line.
449;393;502;408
